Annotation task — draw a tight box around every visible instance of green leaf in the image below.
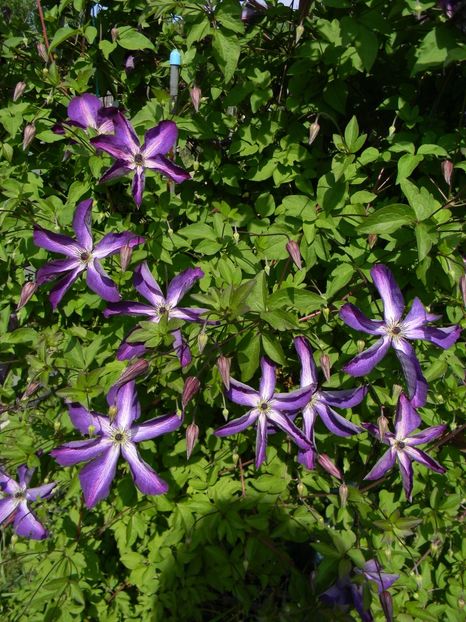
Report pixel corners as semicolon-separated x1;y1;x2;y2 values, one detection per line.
415;223;434;261
260;309;300;331
344;116;359;150
261;333;286;365
359;204;416;234
212;31;240;83
268;288;324;313
116;27;155;51
396;153;423;183
326;263;354;300
49;27;80;53
237;331;260;382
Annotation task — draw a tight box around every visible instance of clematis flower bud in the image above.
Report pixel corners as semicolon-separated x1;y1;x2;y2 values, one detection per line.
111;27;119;42
308;120;320;145
22;124;36;151
125;55;135;73
21;381;40;400
190;86;201;112
116;360;149;388
339;483;348;507
317;453;342;480
186;422;199;459
217;355;231;389
286;240;302;269
380;590;393;622
378;414;389;441
182;376;200;408
222;407;229;420
441;159;453;186
368;233;377;248
320;353;331;382
295;24;304;43
197;330;208;353
17;281;38;310
120;243;132;271
13;81;26;102
36;42;48;62
297;481;306;497
461;274;466;308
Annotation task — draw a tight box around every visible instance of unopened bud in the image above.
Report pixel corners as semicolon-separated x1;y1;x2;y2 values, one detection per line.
380;590;393;622
22;124;36;151
167;221;174;235
308;120;320;145
458;597;465;609
233;227;240;244
88;424;96;436
36;42;48;62
460;274;466;307
264;260;270;276
323;307;330;321
297;482;306;497
368;233;377;248
441;159;453;186
317;453;342;480
182;376;200;408
116;360;148;387
21;381;40;400
111;27;119;42
186;422;199;459
339;483;348;507
295;24;304;43
176;407;183;419
13;81;26;102
197;330;208;353
108;405;118;420
124;54;135;73
243;559;249;571
120;244;132;271
222;407;229;420
190;86;201;112
378;414;389;441
357;339;365;353
10;534;18;546
217;356;231;389
320;354;331;382
54;420;61;432
232;451;239;465
17;281;38;310
286;240;302;269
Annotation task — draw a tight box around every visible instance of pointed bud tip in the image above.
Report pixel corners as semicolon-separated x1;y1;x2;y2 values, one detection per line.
182;376;201;408
217;356;231;390
286;240;302;270
17;281;38;310
186;422;199;459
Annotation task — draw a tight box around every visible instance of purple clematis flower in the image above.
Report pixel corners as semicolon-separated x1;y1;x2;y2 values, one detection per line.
340;264;461;407
294;337;366;469
215;357;314;468
90;113;190;207
355;559;399;594
0;466;56;539
104;262;208;367
34;199;144;309
363;393;446;501
51;379;182;508
54;93;117;135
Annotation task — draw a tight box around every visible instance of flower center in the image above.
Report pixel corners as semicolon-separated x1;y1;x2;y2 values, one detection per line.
158;305;167;315
111;429;129;446
394;440;405;450
392;327;401;335
134;153;144;166
386;322;404;339
258;401;270;413
14;491;25;499
80;252;91;262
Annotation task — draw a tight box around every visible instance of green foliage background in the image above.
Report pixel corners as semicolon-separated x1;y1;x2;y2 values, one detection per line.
0;0;464;620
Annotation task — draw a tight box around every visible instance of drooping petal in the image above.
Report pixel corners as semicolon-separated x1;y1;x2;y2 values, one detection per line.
214;409;260;437
315;403;361;437
267;409;312;450
394;393;421;439
404;446;445;473
141;120;178;158
33;225;82;257
362;560;399;593
404;324;461;349
397;451;414;501
405;425;446;446
343;336;391;377
67;94;101;129
90;134;133;161
111;112;140;155
392;339;428;408
362;422;393;445
93;231;144;259
131;411;183;442
17;465;34;487
226;378;260;407
86;259;121;302
72;198;93;250
322;386;367;408
294;336;318;387
51;437;111;466
0;498;18;524
402;297;437;331
255;413;268;468
270;385;315;412
117;338;147;361
169;307;210;323
121;443;168;495
259;357;276;401
79;445;120;508
111;380;138;429
36;258;81;284
339;304;385;335
371;264;405;324
145;154;190;183
26;483;56;501
133;262;165;306
297;445;316;470
0;474;20;495
49;265;85;309
132;168;145;207
166;267;204;307
171;329;192;367
67;403;110;435
13;502;47;539
103;301;158;318
364;448;396;480
99;160;132;183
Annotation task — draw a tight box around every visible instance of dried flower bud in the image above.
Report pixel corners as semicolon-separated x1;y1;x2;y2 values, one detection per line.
186;422;199;459
13;81;26;102
368;233;377;248
111;27;119;42
295;24;304;43
120;244;132;271
22;124;36;151
182;376;200;408
441;159;453;186
17;281;38;310
308;120;320;145
320;354;331;382
36;42;48;62
339;483;348;507
286;240;302;269
380;590;393;622
21;381;40;400
197;330;208;353
190;86;201;112
217;356;231;390
317;453;342;480
116;360;148;387
378;414;389;441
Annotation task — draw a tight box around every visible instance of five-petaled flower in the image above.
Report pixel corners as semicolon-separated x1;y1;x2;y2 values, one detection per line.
90;113;190;207
0;466;56;539
363;393;446;501
215;357;313;468
104;262;208;367
339;264;461;407
34;198;144;309
51;379;183;508
66;93;116;134
294;336;366;469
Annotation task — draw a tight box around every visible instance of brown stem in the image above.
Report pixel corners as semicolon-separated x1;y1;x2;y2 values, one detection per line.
36;0;50;51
